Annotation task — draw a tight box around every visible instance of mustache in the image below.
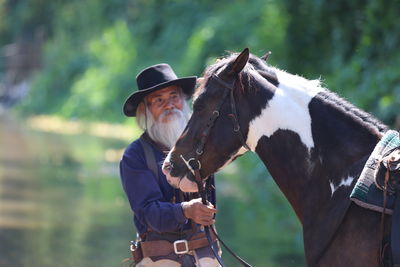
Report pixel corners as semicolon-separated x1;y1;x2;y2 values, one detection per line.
159;108;182;121
149;109;188;149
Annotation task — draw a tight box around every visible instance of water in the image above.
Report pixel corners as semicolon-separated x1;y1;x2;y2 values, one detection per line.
0;115;133;267
0;114;305;267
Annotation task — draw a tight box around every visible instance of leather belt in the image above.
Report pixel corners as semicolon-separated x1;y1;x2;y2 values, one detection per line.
141;232;217;258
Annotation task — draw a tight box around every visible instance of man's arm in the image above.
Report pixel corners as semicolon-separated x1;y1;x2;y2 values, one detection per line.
120;150;187;233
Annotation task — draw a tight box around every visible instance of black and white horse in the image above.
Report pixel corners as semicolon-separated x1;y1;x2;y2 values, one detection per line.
162;48;391;266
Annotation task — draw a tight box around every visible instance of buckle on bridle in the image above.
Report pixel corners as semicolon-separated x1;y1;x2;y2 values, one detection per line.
173;239;189;254
180;155;201;173
188;158;201;170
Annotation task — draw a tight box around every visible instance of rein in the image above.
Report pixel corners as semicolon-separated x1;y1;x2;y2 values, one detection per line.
180;74;252;267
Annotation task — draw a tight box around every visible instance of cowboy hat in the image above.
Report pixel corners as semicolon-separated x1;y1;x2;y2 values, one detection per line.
123;63;196;117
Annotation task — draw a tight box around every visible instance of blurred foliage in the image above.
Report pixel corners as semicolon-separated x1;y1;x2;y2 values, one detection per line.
1;0;398;124
282;0;400;126
0;1;399;265
217;152;305;266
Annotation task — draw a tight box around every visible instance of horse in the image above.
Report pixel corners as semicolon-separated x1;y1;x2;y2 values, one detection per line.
162;48;393;267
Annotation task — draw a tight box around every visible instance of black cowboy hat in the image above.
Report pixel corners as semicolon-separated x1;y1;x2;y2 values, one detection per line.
123;63;196;117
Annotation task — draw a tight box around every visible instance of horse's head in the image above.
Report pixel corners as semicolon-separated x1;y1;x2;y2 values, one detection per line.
162;48;259;192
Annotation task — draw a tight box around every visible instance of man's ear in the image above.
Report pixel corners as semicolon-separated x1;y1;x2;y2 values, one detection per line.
136;101;146;116
227;48;250;75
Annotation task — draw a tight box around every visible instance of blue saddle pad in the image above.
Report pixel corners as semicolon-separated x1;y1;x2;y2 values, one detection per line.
350;130;400;214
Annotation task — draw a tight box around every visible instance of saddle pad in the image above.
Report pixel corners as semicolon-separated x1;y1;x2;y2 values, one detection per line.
350;130;400;214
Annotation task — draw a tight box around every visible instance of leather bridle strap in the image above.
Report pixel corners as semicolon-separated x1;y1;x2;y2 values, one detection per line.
195;83;230;156
229;82;251;151
195;74;250;157
193;169;252;267
212;74;250;151
181;73;253;267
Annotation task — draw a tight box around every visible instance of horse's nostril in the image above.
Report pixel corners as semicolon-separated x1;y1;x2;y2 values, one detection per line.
163;162;173;170
162;162;174;176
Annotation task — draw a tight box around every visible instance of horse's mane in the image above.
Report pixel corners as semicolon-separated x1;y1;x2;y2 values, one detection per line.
202;52;388;135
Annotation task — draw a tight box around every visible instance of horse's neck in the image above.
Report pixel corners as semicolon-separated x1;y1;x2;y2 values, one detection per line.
246;70;322;152
245;70;382;222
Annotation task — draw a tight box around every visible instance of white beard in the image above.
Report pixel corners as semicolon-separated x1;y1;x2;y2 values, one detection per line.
147;108;188;149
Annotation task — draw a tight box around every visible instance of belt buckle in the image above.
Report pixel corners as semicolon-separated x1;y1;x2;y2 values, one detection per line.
130;241;136;251
173;239;189;254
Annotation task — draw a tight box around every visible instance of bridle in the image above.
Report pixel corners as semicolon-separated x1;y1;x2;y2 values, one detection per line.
197;73;251;156
180;73;252;267
181;73;251;179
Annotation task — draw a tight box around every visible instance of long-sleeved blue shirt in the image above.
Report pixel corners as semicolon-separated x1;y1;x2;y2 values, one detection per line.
119;134;216;235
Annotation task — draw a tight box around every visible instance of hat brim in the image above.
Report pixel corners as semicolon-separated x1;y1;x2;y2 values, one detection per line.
123;76;196;117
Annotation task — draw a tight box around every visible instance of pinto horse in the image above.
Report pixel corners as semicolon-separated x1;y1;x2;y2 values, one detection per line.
162;48;392;267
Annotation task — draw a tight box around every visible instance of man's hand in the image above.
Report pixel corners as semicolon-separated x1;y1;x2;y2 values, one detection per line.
181;198;217;226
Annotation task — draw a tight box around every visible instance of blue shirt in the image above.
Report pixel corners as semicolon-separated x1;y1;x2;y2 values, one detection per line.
119;135;215;235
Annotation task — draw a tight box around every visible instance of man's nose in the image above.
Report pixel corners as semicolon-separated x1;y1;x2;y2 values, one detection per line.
163;99;175;109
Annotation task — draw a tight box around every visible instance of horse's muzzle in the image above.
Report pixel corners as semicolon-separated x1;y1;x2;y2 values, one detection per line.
162;157;198;192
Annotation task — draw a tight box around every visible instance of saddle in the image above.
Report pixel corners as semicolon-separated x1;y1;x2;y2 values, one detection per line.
351;130;400;214
350;130;400;267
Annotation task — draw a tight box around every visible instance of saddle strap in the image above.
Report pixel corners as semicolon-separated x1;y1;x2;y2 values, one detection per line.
140;232;216;258
139;137;160;183
392;185;400;267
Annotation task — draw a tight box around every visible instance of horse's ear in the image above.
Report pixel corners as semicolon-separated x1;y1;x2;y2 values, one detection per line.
228;48;249;75
260;51;272;61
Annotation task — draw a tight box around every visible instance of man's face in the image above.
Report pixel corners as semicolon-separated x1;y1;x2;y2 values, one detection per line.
145;86;183;123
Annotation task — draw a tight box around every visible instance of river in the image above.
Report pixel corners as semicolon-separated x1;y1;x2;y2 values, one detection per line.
0;114;304;267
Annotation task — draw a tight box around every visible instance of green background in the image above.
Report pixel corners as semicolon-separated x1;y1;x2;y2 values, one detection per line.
0;1;399;266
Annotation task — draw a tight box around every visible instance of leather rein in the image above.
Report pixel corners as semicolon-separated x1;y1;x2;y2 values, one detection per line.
180;74;252;267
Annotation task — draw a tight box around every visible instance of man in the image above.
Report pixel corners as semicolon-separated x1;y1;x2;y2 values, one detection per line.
120;64;220;266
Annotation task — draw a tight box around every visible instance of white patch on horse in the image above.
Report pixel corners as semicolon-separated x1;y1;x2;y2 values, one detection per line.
247;68;323;151
329;176;354;196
